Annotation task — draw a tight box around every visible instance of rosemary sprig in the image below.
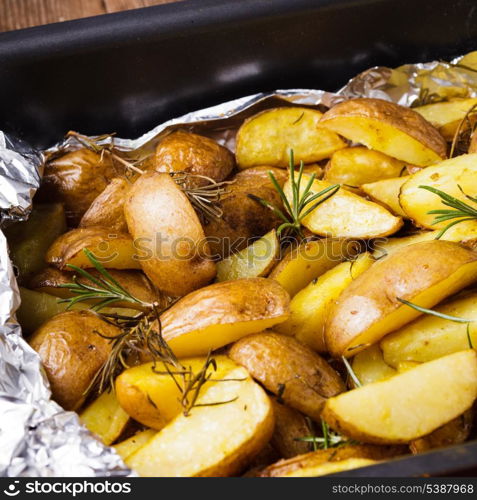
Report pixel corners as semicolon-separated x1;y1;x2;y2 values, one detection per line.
248;149;340;239
341;356;362;388
295;419;357;450
450;103;477;158
419;185;477;239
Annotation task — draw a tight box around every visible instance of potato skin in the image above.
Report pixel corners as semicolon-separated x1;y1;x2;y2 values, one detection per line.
204;167;287;259
125;171;216;296
153;130;235;188
229;332;345;421
29;310;120;410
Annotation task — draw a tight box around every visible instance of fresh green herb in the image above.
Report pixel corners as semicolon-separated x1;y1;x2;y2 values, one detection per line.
419;185;477;239
296;419;357;449
248;149;340;239
341;356;362;388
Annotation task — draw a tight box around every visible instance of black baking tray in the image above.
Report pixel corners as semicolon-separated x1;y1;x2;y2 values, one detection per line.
0;0;477;477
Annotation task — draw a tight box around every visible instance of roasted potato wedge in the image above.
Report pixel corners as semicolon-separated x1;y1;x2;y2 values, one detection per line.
284;175;402;239
29;310;121;410
318;98;447;166
400;153;477;229
125;171;216;296
277;253;374;352
126;366;274;477
79;177;131;232
46;226;141;270
380;292;477;368
325;240;477;357
236;107;346;169
351;345;397;386
322;350;477;444
153;130;234;187
80;390;129;445
361;177;408;217
216;230;279;281
229;332;345;421
116;356;238;430
160;278;290;357
269;238;360;297
114;429;157;461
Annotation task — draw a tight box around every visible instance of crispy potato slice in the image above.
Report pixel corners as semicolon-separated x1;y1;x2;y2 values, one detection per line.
80;177;131;233
469;129;477;153
351;345;397;386
414;98;477;140
116;356;239;430
114;429;157;460
324;147;410;188
259;444;403;477
323;350;477;444
236;107;346;169
325;241;477;358
284;176;402;239
380;292;477;368
216;230;279;282
277;253;374;352
29;310;121;410
318;98;447;166
400;154;477;228
153;130;234;188
361;177;408;217
80;390;129;445
269;238;360;297
126;366;274;477
161;278;290;357
46;226;141;270
229;332;345;421
125;171;216;296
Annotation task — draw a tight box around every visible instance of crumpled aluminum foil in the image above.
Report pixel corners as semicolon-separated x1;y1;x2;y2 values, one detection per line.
1;51;477;477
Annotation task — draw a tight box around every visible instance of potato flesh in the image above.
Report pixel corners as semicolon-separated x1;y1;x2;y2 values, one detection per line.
114;429;157;460
276;253;374;352
380;293;477;368
268;458;378;477
236;107;346;169
216;230;279;282
351;345;397;386
126;367;274;477
400;154;477;228
269;238;359;297
322;350;477;444
284;176;402;239
361;177;408;217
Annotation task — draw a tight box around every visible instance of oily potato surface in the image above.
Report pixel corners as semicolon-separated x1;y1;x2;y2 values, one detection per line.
361;177;408;217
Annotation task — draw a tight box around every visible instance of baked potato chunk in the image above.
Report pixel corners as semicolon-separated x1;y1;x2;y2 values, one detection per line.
29;310;121;410
153;130;234;187
126;366;274;477
277;253;374;352
125;171;216;296
114;429;157;461
46;226;141;270
322;350;477;444
79;177;131;233
236;107;346;169
160;278;289;357
399;153;477;229
361;177;408;217
318;98;447;166
229;332;345;421
325;240;477;358
351;345;397;386
283;175;403;239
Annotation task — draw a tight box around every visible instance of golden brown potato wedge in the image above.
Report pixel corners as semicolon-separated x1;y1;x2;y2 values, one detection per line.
325;240;477;358
351;345;397;386
114;429;157;461
46;226;141;270
322;350;477;444
469;129;477;153
216;230;280;282
283;175;403;239
361;177;408;217
126;366;274;477
380;292;477;368
399;154;477;229
236;107;346;169
161;278;290;357
229;332;345;421
125;171;216;296
268;238;360;297
79;177;131;233
204;167;287;259
153;130;234;188
29;310;121;410
277;253;374;352
318;98;447;166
